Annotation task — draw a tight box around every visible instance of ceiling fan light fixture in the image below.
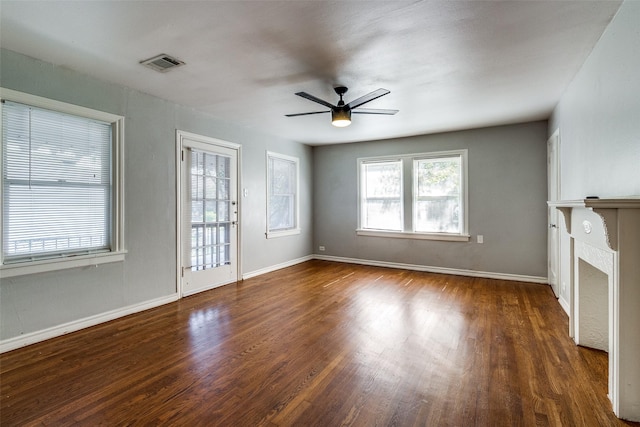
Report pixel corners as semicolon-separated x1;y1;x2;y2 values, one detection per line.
332;109;351;127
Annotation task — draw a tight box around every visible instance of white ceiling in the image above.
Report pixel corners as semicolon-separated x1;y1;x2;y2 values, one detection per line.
0;1;621;145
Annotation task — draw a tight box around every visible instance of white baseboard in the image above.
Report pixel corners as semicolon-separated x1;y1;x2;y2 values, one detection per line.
242;255;314;280
558;294;570;315
313;254;549;284
0;293;179;354
1;254;548;353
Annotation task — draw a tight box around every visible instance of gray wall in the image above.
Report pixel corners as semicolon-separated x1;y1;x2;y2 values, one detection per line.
549;1;640;307
313;121;549;278
0;49;313;341
549;0;640;200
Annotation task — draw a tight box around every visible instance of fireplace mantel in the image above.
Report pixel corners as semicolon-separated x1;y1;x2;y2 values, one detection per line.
548;198;640;421
549;198;640;251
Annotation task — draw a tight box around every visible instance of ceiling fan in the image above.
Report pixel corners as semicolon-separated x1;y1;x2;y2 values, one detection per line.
285;86;398;127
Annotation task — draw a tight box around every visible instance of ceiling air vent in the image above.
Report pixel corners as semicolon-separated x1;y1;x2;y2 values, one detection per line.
140;54;185;72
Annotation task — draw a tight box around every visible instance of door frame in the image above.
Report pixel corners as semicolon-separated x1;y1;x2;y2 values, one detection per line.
547;129;561;297
175;130;242;296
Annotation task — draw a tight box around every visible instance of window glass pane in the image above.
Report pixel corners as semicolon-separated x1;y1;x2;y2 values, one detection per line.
2;101;112;260
269;195;293;230
267;154;298;232
414;156;461;233
192;201;204;223
361;161;402;231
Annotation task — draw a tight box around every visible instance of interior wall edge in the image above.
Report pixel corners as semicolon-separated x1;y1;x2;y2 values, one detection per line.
313;255;548;284
0;293;179;354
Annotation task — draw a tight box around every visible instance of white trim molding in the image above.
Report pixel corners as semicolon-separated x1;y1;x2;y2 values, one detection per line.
313;254;548;284
242;255;313;280
0;293;179;354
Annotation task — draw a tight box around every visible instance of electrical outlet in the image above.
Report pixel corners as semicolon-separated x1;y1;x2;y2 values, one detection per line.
477;235;484;244
319;246;325;251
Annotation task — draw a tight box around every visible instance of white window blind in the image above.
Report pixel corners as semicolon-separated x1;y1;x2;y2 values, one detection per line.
267;152;299;236
2;100;112;262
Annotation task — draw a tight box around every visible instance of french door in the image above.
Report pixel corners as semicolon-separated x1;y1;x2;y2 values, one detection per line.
177;131;240;296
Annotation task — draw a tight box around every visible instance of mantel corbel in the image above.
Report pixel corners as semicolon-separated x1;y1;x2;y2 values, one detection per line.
590;208;617;251
548;198;640;251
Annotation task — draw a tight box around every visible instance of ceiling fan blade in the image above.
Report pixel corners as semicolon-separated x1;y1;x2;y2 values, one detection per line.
295;92;336;109
352;108;399;115
346;88;390;109
285;111;330;117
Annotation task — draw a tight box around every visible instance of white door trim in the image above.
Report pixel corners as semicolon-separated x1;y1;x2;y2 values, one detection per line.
547;129;561;298
175;130;242;297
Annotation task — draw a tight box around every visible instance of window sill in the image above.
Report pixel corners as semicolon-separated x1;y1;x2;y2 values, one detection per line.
0;251;127;278
266;228;301;239
356;229;470;242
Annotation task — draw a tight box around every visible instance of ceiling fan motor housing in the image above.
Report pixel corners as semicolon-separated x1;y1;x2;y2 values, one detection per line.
331;107;351;127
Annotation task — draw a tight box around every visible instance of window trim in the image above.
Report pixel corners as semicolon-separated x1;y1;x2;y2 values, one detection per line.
266;151;300;239
358;158;404;232
357;150;470;242
0;88;126;278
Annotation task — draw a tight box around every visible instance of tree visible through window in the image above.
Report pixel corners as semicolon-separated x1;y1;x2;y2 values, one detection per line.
358;150;467;238
414;156;462;233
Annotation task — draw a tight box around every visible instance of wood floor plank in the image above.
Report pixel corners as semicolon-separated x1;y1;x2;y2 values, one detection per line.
1;260;639;426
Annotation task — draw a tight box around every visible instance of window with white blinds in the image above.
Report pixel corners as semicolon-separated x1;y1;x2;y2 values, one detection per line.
1;90;125;273
266;151;300;238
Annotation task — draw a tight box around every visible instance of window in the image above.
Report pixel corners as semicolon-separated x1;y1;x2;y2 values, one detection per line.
414;156;462;233
360;160;403;231
1;88;125;277
266;151;299;238
358;150;469;241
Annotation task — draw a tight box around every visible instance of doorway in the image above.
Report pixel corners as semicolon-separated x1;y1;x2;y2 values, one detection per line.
176;130;241;296
547;129;561;297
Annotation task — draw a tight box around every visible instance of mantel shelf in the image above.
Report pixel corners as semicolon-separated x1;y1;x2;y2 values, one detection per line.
548;198;640;209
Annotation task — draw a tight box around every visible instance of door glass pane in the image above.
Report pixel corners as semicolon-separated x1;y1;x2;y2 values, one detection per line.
205;201;217;222
219;225;229;245
218;178;229;200
190;149;232;271
218;201;229;222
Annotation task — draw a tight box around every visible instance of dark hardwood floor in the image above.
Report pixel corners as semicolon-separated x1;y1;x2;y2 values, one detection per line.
1;260;637;426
